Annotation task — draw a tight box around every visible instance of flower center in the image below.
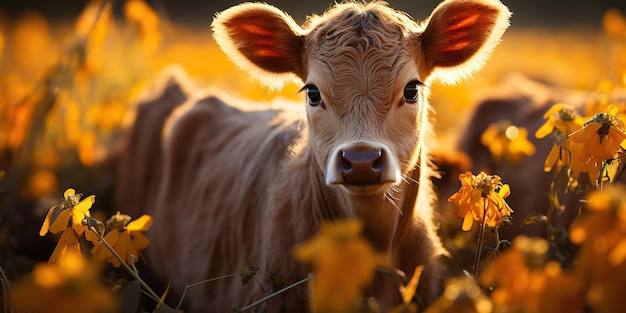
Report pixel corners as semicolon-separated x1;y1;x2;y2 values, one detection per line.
60;193;82;211
106;211;132;232
474;172;498;198
556;106;577;121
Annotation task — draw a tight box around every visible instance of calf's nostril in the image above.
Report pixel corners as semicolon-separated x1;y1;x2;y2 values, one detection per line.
372;150;385;172
340;153;353;173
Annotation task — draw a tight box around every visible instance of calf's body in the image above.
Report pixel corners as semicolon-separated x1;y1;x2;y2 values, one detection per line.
115;1;510;311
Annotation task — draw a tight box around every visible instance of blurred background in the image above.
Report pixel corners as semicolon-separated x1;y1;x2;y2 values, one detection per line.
4;0;626;28
0;0;625;279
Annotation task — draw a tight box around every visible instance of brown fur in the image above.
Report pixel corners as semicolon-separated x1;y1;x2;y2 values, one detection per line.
114;65;194;219
114;1;510;311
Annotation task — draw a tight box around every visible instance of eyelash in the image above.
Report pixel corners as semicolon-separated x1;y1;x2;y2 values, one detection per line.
403;80;423;103
301;84;323;107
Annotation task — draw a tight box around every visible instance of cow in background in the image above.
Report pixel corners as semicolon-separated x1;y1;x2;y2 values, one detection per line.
449;73;626;241
114;0;511;311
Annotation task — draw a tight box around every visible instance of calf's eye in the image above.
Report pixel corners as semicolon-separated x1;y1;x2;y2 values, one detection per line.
304;85;322;106
403;81;421;103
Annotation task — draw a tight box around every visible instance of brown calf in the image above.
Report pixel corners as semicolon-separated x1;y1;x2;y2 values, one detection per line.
115;1;510;311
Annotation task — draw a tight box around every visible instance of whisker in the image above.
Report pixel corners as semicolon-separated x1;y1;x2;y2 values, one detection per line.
385;192;403;216
392;184;401;194
402;174;419;185
387;192;400;201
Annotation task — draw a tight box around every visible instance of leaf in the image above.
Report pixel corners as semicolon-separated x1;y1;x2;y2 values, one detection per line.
154;282;180;313
522;213;548;227
389;268;407;287
550;165;570;195
602;158;621;183
115;279;140;313
401;266;424;304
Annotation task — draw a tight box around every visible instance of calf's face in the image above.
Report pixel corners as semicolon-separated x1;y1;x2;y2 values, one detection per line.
213;0;511;197
303;7;421;196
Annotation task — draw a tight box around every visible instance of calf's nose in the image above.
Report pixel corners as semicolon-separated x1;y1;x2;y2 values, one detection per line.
339;147;386;185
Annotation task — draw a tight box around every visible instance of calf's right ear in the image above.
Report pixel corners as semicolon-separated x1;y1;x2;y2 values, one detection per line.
212;3;305;90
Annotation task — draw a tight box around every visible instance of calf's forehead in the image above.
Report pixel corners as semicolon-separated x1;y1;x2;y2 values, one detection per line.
303;4;421;113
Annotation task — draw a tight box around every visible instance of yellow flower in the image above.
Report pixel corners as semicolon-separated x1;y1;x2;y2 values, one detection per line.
536;103;585;172
423;276;492;313
571;185;626;313
542;139;571;173
39;188;95;238
10;251;117;313
74;1;112;75
570;184;626;265
480;236;584;313
569;105;626;180
448;172;513;231
482;237;534;309
603;9;626;39
294;219;387;313
124;0;162;53
91;212;152;267
582;81;626;117
481;120;536;165
535;103;585;140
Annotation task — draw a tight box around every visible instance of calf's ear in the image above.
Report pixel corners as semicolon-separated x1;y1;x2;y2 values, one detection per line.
418;0;511;84
212;3;305;90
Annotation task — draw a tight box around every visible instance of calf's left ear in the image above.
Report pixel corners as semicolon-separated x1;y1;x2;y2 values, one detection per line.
417;0;511;84
212;3;305;90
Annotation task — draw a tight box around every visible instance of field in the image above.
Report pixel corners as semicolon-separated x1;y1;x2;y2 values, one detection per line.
1;0;626;312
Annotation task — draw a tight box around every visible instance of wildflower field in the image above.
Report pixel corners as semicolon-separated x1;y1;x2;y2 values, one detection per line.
1;0;626;312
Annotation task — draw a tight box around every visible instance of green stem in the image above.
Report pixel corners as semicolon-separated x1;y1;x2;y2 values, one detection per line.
494;227;500;246
175;270;259;311
597;160;606;191
546;196;555;241
89;226;162;304
472;199;488;278
238;276;310;313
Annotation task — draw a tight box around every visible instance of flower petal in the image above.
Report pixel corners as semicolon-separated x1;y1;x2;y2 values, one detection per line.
131;231;151;250
608;239;626;266
461;213;474;231
85;226;100;242
39;207;56;236
124;233;140;264
63;188;76;198
49;209;72;234
544;145;560;172
49;227;81;263
569;123;602;143
535;117;555;139
498;184;511;199
543;103;564;119
73;195;95;217
126;214;153;232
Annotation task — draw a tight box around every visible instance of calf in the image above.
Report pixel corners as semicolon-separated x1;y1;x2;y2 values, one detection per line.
115;1;510;311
